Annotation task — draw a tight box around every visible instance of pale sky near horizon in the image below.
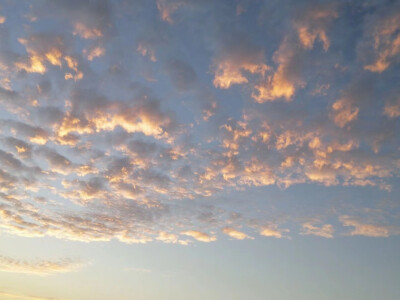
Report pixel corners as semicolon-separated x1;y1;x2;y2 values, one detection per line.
0;0;399;299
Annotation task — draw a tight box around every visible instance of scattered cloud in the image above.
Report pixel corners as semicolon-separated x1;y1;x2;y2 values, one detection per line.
0;0;398;246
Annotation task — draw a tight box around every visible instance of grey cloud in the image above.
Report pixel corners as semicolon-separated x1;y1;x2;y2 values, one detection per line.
164;59;197;91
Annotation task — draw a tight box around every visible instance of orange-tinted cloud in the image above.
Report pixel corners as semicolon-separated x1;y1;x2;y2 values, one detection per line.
213;61;268;89
73;22;103;39
222;227;253;240
383;98;400;118
181;230;217;242
84;46;105;61
252;37;304;102
294;3;338;51
363;10;400;73
259;225;289;238
331;98;359;127
156;0;183;24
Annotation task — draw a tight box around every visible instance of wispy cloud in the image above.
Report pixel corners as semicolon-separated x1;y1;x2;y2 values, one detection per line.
0;290;61;300
0;255;85;276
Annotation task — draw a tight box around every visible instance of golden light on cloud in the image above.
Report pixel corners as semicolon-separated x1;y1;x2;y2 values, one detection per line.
222;227;253;240
295;6;338;51
45;49;63;67
259;225;289;239
84;47;106;61
73;22;103;39
15;55;47;74
181;230;217;242
213;62;269;89
297;26;330;51
252;69;296;102
28;135;48;145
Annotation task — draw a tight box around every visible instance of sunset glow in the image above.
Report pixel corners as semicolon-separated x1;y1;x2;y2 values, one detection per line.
0;1;400;299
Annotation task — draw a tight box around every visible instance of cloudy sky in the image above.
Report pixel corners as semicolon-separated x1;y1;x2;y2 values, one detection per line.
0;0;400;299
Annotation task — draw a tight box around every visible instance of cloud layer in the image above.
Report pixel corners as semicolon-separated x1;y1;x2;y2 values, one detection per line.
0;0;399;245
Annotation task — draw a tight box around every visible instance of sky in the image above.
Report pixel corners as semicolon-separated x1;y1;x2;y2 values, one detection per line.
0;0;399;299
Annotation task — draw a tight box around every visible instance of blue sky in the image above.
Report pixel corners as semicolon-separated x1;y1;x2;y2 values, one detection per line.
0;0;399;299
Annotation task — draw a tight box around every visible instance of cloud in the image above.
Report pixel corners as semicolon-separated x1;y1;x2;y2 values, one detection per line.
181;230;217;242
83;46;105;61
0;254;85;276
383;98;400;118
362;4;400;73
156;231;179;243
252;36;304;102
156;0;183;24
252;2;337;102
331;98;359;127
294;2;338;51
339;216;392;237
0;0;399;247
137;42;157;62
14;35;66;74
259;225;289;239
45;0;112;40
301;222;334;238
54;89;176;140
212;32;268;89
1;137;33;159
73;22;103;39
222;227;253;240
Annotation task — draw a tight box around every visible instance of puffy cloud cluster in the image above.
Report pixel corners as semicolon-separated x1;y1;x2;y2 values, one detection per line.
0;0;399;248
252;2;337;102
